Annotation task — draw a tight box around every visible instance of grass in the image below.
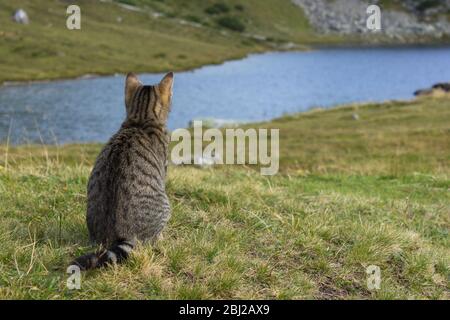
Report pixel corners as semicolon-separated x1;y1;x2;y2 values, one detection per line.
139;0;323;43
0;96;448;299
0;0;328;84
267;97;450;175
0;0;257;84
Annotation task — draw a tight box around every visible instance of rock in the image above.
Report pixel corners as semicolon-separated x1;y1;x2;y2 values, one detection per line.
414;89;433;96
12;9;29;24
432;83;450;92
414;82;450;96
188;118;244;128
116;3;142;12
193;155;220;167
290;0;450;43
279;42;298;50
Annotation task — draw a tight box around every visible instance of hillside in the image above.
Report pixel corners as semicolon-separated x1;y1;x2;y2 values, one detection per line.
0;0;323;84
0;0;450;84
3;0;449;84
0;96;448;299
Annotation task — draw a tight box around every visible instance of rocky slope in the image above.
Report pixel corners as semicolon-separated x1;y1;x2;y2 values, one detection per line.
292;0;450;43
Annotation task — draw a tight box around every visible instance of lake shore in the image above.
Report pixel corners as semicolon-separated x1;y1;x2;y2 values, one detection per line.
2;0;449;86
0;50;258;87
2;95;449;174
2;47;450;145
4;42;450;86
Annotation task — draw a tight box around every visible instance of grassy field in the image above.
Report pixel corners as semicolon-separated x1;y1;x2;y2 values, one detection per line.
0;96;448;299
0;0;340;84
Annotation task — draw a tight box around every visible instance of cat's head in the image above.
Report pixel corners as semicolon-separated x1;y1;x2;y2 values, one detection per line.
124;72;174;124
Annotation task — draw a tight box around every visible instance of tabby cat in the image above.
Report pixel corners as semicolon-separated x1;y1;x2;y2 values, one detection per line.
70;72;174;270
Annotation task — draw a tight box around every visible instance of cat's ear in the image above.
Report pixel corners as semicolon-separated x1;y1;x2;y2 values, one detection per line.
157;72;174;107
125;72;142;109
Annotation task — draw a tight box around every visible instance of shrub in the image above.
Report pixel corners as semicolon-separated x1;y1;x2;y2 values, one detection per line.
153;52;167;59
415;0;440;12
165;11;177;18
185;15;202;24
118;0;138;5
216;16;245;32
205;3;230;15
234;4;245;12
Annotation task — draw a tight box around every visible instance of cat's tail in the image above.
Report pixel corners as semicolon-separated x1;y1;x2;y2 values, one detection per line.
69;239;135;271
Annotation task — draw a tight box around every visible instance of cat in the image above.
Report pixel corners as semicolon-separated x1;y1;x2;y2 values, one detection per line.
70;72;174;270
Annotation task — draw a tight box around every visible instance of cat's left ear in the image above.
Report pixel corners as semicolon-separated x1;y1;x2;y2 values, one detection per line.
125;72;142;111
157;72;174;107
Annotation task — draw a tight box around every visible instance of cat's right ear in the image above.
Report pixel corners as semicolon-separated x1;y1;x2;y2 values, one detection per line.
125;73;142;110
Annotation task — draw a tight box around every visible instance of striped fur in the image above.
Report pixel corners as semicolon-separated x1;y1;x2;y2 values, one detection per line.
71;239;135;270
70;72;173;270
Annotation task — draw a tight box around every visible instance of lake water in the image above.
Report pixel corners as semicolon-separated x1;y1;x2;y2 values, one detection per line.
1;47;450;144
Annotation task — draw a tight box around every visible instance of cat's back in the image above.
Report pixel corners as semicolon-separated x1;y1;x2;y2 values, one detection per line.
88;127;136;192
87;126;169;244
86;127;134;244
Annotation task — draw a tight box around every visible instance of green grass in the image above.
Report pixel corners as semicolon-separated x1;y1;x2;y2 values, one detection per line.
138;0;322;43
0;0;327;84
0;96;448;299
0;0;256;83
267;97;450;175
